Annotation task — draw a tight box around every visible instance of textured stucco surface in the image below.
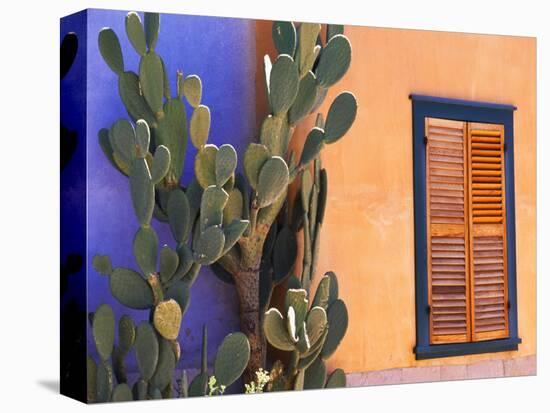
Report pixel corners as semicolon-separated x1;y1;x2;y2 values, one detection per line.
283;26;536;373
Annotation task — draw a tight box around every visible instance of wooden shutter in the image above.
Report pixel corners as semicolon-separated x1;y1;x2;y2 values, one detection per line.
467;122;509;341
425;118;471;344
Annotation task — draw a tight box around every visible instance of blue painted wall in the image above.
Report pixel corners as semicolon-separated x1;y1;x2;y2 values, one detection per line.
60;10;88;401
83;9;257;371
61;12;87;311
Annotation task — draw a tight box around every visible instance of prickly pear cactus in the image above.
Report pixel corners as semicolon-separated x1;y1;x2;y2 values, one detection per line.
216;21;356;382
89;11;253;402
263;272;348;390
184;326;250;397
91;11;356;397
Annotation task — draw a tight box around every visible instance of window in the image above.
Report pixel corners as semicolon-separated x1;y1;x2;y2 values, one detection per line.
411;95;521;359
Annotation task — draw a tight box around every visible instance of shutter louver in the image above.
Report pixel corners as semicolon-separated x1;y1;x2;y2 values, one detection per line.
467;123;509;341
425;118;471;344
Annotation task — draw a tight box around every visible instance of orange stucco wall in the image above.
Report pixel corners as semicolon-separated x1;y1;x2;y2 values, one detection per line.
255;23;536;373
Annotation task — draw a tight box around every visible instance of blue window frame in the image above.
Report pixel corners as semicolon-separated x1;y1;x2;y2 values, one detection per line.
411;94;521;359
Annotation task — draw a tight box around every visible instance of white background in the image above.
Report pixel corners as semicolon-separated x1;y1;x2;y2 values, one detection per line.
0;0;547;411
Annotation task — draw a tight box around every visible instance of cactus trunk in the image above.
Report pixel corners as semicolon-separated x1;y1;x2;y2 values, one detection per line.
235;265;264;384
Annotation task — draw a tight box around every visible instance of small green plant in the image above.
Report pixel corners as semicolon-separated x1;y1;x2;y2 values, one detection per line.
244;368;271;394
207;376;226;396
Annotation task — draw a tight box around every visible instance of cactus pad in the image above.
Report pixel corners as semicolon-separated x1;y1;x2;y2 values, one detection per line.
153;299;182;340
129;158;154;226
135;322;159;380
160;245;179;282
312;274;331;309
110;268;154;309
324;92;357;143
301;169;313;212
125;12;146;56
87;356;97;403
300;127;325;166
190;105;211;149
321;299;348;359
222;219;249;255
151;337;177;390
139;52;164;113
183;75;202;108
135;119;150;156
260;267;274;312
214;332;251;386
325;271;339;304
98;28;124;75
272;226;298;283
167;189;191;243
325;368;346;388
96;361;114;402
260;115;290;156
200;186;229;230
144;13;160;51
317;169;328;224
174;243;194;281
109;119;136;164
111;383;133;402
298;330;327;369
92;304;115;361
272;21;296;56
304;357;327;389
188;372;208;397
298;23;321;77
264;308;295;351
98;128;127;175
256;156;289;208
286;289;308;332
151;145;171;184
133;226;158;276
194;225;225;265
215;144;238;187
327;24;344;41
223;188;243;226
315;35;351;88
295;322;310;353
289;71;318;125
156;99;188;181
118;71;156;126
244;143;270;189
195;144;218;188
306;306;328;346
269;55;299;115
186;177;204;221
112;346;127;384
118;315;136;353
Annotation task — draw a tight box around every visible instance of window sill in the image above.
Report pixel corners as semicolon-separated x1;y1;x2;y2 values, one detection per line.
414;337;522;360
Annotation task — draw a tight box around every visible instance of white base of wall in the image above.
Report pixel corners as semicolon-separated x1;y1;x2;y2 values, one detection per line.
346;355;536;387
